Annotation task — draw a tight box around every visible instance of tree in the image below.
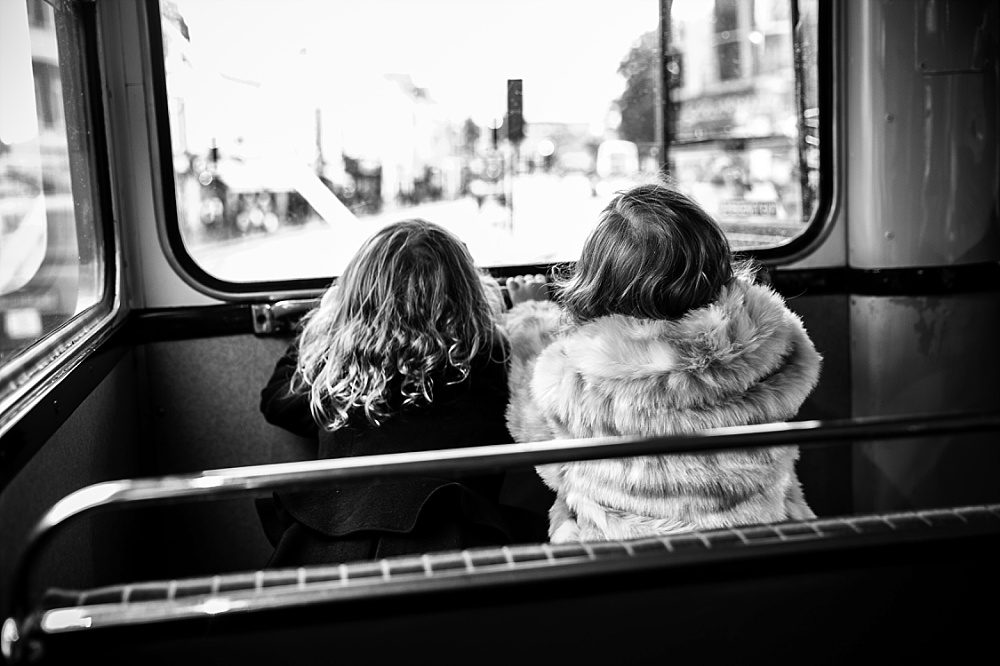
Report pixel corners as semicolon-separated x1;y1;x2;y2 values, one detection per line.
614;30;659;145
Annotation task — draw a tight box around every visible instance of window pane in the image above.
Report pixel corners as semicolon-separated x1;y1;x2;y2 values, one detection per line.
160;0;661;282
667;0;819;251
0;0;105;365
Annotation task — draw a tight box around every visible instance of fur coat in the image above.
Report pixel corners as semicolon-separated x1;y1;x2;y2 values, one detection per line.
502;277;822;543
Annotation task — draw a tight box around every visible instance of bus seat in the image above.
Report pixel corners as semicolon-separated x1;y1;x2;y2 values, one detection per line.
4;503;998;664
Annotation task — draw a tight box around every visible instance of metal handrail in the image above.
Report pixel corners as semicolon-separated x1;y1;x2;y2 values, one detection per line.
7;409;1000;625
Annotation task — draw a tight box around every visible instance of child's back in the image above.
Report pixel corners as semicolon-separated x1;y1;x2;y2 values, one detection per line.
260;219;544;566
503;183;822;543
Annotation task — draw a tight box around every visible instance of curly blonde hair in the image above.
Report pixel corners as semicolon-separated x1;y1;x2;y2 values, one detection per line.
293;219;503;430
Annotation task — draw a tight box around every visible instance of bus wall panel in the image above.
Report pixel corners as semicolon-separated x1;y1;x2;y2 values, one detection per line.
137;334;314;578
850;292;1000;513
0;351;148;620
846;0;1000;270
780;294;854;518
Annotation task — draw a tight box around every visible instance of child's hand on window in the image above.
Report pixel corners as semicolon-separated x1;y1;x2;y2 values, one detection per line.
506;274;550;306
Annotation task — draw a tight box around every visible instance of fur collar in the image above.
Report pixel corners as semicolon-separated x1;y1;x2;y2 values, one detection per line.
527;277;820;439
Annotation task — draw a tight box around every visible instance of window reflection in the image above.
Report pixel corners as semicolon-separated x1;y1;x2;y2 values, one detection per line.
0;0;103;366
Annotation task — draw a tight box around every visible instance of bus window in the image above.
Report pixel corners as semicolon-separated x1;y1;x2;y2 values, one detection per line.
156;0;662;284
665;0;821;251
0;0;106;372
156;0;821;289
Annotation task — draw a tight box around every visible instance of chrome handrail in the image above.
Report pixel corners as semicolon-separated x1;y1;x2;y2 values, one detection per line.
250;298;320;335
7;410;1000;627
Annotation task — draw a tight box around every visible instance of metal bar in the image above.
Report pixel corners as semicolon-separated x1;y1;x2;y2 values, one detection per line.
27;503;1000;637
9;409;1000;621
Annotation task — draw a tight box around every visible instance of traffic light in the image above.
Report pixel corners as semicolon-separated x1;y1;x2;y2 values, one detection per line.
507;79;524;144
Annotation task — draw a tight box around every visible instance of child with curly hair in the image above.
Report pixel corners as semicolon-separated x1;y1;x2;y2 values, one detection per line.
260;218;545;566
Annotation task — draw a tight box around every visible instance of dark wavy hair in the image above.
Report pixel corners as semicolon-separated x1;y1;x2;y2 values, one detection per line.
293;219;503;430
556;181;749;323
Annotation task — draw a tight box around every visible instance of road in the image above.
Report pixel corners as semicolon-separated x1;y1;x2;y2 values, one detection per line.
189;173;607;283
187;172;804;283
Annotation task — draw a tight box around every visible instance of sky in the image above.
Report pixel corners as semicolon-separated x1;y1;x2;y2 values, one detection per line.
171;0;660;127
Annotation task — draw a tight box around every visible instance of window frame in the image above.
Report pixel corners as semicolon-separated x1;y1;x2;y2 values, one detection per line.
0;0;122;440
143;0;349;300
144;0;838;302
661;0;839;266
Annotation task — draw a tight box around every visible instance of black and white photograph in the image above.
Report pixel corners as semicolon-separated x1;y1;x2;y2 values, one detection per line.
0;0;997;663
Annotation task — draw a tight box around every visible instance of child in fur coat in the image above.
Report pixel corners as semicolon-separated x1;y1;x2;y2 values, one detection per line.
502;182;823;544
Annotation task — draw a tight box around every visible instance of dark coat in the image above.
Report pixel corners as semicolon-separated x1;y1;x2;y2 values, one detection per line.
259;340;547;566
